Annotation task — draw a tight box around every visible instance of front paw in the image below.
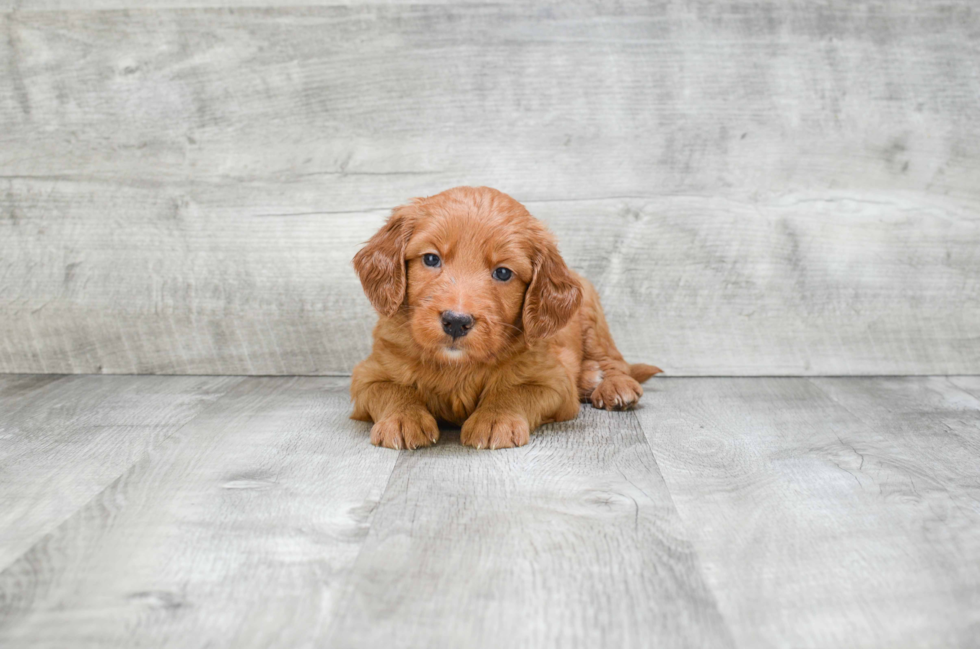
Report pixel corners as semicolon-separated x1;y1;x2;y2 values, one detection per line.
370;409;439;450
591;374;643;410
461;410;530;450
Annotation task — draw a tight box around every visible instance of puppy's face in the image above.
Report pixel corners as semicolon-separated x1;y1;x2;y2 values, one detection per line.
354;187;582;365
402;204;532;363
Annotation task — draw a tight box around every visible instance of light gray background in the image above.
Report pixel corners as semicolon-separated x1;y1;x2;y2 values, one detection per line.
2;5;980;646
2;1;978;376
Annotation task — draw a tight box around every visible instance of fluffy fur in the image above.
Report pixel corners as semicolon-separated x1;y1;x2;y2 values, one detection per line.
351;186;661;450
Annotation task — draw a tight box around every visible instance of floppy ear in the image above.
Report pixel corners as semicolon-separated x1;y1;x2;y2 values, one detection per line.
353;205;413;317
522;236;583;341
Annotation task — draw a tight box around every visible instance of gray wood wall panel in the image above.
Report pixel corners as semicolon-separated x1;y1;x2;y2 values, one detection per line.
6;0;484;8
635;377;980;648
2;3;978;375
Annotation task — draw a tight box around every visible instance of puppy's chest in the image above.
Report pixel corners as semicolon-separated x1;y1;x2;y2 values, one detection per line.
413;372;486;425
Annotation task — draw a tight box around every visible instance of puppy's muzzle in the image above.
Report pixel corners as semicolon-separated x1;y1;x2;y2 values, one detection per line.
441;311;474;340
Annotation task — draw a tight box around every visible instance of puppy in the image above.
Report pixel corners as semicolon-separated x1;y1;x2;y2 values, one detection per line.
351;186;661;450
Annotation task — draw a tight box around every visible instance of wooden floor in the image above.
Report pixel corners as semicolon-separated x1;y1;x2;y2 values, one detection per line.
1;374;978;648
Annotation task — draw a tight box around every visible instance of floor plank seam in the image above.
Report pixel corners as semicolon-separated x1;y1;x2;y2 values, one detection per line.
626;409;740;648
317;445;404;643
0;374;73;423
3;375;978;646
807;376;980;427
945;376;980;403
804;377;980;502
0;376;247;575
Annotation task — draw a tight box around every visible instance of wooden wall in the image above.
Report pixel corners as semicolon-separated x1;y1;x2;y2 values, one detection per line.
1;2;978;375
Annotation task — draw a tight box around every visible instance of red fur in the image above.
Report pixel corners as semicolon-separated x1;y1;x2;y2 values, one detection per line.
351;186;661;450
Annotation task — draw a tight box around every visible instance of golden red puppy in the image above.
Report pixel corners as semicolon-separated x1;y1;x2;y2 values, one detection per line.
351;186;661;450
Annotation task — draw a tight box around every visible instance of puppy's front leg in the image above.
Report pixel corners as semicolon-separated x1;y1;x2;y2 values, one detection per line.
351;379;439;450
461;383;578;450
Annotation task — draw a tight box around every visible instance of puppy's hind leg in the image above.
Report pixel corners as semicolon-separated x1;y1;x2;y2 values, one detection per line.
578;281;662;410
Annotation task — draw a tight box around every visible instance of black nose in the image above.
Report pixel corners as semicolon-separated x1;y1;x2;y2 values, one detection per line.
441;311;474;339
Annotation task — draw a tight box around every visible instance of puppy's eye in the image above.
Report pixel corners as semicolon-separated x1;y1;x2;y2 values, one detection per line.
492;267;513;281
422;253;441;268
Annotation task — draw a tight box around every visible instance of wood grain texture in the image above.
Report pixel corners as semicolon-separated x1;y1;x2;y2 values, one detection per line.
0;374;66;414
2;374;979;646
0;374;240;570
949;376;980;401
634;377;980;649
2;3;979;375
4;0;490;9
326;406;734;649
0;376;399;649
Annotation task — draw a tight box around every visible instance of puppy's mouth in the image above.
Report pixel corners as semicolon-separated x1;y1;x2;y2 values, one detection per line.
440;345;467;360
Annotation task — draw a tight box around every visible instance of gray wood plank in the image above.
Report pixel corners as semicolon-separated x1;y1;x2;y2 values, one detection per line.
0;374;240;570
3;0;485;7
326;407;734;649
949;376;980;402
634;377;980;649
1;3;979;375
0;376;399;649
3;187;978;376
0;374;67;415
811;375;980;535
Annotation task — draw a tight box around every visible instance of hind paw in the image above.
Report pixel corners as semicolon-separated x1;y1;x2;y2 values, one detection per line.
591;374;643;411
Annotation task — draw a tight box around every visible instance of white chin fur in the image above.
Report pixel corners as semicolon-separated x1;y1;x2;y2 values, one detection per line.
441;347;466;359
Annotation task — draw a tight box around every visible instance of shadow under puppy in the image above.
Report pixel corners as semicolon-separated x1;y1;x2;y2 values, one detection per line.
351;186;661;450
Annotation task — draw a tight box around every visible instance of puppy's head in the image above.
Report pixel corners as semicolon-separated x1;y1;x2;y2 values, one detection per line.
353;186;582;364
